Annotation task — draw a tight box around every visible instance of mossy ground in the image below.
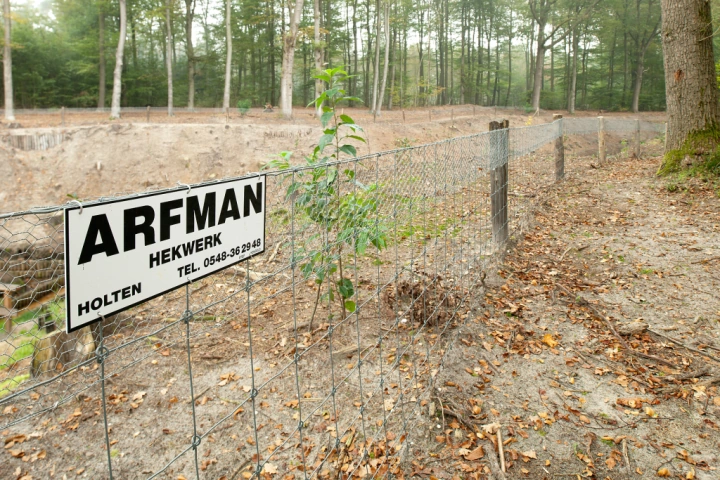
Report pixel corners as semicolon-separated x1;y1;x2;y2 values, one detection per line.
658;127;720;196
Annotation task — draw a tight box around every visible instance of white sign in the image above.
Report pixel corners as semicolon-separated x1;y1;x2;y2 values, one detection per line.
64;175;266;332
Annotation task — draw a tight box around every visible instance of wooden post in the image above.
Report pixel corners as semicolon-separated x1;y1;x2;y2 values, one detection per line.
428;109;432;121
598;116;606;163
61;107;65;126
634;118;641;158
490;119;509;246
451;108;454;125
553;114;565;181
473;105;476;116
146;105;150;122
402;110;406;123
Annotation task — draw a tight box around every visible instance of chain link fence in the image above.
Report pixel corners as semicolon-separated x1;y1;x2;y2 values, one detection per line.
0;117;664;479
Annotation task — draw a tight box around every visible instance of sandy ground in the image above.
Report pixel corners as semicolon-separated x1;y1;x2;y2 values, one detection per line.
0;107;664;214
4;110;716;480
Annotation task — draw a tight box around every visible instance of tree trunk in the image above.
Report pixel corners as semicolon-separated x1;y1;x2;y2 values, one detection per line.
185;0;195;110
2;0;13;121
313;0;323;114
567;26;578;114
222;0;232;110
280;0;304;118
376;2;390;115
370;0;381;114
661;0;719;151
98;7;105;110
505;8;512;106
165;0;174;116
110;0;126;119
631;50;645;113
531;42;545;111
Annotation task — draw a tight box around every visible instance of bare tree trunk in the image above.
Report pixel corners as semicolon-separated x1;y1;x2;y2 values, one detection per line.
185;0;195;110
98;7;105;110
110;0;126;119
165;0;174;116
222;0;232;110
313;0;323;114
3;0;13;121
567;26;578;113
531;42;545;112
631;50;644;113
370;0;381;114
660;0;718;151
376;2;390;115
280;0;304;118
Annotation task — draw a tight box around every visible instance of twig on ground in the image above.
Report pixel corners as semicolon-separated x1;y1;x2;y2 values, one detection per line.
648;330;720;364
555;283;678;369
497;429;506;473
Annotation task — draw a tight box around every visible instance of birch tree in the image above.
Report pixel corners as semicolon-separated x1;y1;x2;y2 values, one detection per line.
98;4;105;110
3;0;14;121
110;0;127;119
165;0;174;116
222;0;231;111
376;2;390;115
185;0;196;110
280;0;304;118
313;0;323;116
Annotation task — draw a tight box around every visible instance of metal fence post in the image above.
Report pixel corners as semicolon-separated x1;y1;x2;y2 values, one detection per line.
553;114;564;181
598;116;606;163
490;119;509;246
634;118;641;158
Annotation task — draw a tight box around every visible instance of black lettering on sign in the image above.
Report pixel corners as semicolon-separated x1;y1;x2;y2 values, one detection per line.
244;183;263;217
124;206;156;251
160;199;183;241
186;192;216;233
78;214;120;265
218;188;241;224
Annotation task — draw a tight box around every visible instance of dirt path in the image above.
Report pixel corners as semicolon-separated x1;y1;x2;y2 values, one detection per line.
419;138;720;479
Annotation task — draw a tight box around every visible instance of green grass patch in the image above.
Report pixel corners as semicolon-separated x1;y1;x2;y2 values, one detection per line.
0;339;37;370
0;373;30;398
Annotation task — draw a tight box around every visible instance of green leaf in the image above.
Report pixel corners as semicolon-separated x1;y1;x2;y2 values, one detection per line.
344;300;356;313
320;110;334;128
345;134;367;143
337;278;354;299
339;144;357;157
339;114;355;124
318;133;335;153
341;96;364;104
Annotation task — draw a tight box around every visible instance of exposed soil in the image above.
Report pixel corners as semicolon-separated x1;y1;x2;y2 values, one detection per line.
0;106;664;214
3;111;714;480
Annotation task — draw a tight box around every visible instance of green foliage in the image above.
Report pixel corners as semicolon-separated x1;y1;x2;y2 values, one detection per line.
237;99;251;115
265;68;386;324
658;127;720;176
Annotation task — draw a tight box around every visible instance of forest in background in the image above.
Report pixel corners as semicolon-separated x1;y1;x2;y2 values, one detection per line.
0;0;693;112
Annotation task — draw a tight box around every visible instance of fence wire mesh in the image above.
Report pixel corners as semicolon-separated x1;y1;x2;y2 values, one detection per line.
0;117;664;479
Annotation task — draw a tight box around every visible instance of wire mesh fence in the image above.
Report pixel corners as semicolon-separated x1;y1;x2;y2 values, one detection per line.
0;117;664;479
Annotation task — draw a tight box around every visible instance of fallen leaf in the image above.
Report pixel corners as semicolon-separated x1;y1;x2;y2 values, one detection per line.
658;467;670;477
262;463;278;474
542;333;558;348
465;445;485;460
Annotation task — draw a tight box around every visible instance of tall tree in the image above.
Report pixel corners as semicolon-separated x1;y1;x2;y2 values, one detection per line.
280;0;304;117
3;0;14;121
376;1;390;114
660;0;719;152
98;4;105;110
313;0;323;116
629;0;660;113
185;0;196;110
110;0;127;119
222;0;231;110
165;0;174;115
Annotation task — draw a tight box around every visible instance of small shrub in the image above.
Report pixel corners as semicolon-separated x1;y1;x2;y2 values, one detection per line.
237;99;251;116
